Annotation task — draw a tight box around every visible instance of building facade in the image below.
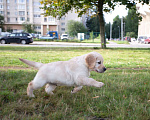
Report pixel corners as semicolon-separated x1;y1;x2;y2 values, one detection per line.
0;0;87;36
137;3;150;37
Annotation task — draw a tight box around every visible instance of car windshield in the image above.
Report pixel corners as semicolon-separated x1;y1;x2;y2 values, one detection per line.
63;35;68;37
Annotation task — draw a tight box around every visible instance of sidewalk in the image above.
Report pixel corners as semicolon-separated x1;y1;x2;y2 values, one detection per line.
32;41;150;48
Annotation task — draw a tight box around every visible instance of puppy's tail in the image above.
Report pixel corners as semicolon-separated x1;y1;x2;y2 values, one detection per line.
19;58;44;69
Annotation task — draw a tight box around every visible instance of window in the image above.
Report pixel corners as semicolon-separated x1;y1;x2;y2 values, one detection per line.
44;18;47;22
34;8;40;12
16;33;22;36
7;17;10;22
18;5;25;10
48;17;55;22
15;0;17;3
34;14;41;17
19;11;25;15
18;0;25;3
27;17;30;21
7;6;10;9
35;26;41;29
0;0;3;3
61;28;65;31
10;33;16;37
0;11;4;14
61;16;65;20
61;22;65;26
0;5;3;9
20;17;25;21
7;0;9;3
15;12;17;15
16;18;17;22
27;0;29;3
33;2;41;6
7;12;10;15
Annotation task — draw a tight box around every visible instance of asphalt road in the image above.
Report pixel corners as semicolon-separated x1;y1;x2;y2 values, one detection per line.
0;41;150;48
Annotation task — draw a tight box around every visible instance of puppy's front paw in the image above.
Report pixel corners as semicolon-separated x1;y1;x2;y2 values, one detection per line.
97;82;104;88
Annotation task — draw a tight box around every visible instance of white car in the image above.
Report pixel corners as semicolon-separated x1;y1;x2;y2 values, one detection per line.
137;36;147;43
61;34;68;40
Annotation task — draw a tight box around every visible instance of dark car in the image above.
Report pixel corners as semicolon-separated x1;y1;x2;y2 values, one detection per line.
0;32;33;44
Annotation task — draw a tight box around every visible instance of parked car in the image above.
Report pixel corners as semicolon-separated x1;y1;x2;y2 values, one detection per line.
39;36;54;40
144;37;150;44
0;32;33;44
47;31;58;39
61;34;68;40
131;38;136;42
137;36;147;43
125;37;131;42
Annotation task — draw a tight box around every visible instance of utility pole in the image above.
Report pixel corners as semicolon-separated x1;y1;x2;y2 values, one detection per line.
121;17;123;41
110;23;112;40
118;26;120;40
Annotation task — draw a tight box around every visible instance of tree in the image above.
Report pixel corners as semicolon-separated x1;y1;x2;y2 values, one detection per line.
0;14;5;31
40;0;149;49
125;6;139;38
22;22;35;33
112;15;121;39
105;22;110;39
67;20;87;37
86;16;100;32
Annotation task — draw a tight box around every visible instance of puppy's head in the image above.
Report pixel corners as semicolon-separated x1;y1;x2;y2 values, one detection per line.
85;52;106;73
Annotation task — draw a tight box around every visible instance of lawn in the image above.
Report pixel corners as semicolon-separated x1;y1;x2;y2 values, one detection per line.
0;46;150;120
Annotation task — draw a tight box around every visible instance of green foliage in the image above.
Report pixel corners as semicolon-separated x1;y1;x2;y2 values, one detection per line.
90;31;94;40
126;32;136;38
105;22;110;39
106;6;140;39
67;20;87;37
0;14;5;31
125;6;139;38
22;22;35;33
86;16;100;32
112;15;121;39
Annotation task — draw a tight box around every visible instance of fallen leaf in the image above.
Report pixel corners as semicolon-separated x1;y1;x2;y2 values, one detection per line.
92;96;99;98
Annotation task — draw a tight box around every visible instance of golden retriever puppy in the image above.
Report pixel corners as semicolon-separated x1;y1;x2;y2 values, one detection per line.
19;52;106;97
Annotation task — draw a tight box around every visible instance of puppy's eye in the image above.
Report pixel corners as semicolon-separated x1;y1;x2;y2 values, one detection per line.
98;61;101;64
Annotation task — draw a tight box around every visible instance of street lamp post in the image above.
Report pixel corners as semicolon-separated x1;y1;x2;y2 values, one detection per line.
121;17;123;41
118;26;120;40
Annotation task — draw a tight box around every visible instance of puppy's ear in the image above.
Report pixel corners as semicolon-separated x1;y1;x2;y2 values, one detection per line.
85;54;96;69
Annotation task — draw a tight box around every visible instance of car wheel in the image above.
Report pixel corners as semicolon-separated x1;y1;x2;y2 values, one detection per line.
21;40;26;44
0;39;6;44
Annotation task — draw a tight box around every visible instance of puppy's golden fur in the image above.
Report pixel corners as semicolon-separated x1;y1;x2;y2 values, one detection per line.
19;52;106;97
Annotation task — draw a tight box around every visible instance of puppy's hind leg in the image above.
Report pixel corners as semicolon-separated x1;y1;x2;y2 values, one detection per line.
45;84;57;95
71;86;83;94
27;80;47;97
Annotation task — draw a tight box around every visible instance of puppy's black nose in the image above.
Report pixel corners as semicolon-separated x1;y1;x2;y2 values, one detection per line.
103;67;106;71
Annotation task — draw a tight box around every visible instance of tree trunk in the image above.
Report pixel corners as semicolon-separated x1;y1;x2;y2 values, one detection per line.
98;0;106;49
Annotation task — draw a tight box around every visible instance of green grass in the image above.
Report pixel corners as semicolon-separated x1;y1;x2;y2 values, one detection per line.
0;46;150;119
0;47;149;69
34;38;107;44
112;40;130;44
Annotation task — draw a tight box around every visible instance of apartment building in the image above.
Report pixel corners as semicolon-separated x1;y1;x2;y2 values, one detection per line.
0;0;87;36
136;3;150;37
